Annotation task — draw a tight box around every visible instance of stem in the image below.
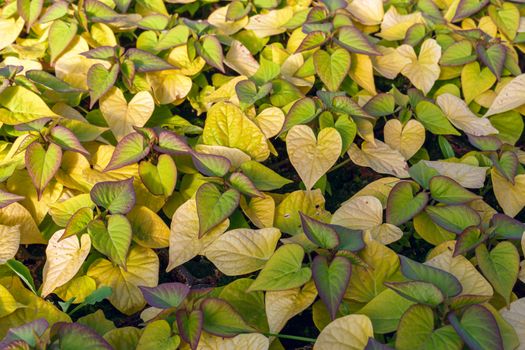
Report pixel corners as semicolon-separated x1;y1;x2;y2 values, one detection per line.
262;332;316;343
328;158;351;173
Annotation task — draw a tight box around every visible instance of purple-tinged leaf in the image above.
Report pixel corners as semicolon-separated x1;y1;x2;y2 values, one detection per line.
467;134;502;151
195;35;225;73
384;281;444;306
333;226;365;252
0;318;48;348
120;59;136;88
399;255;462;298
300;212;339;249
365;338;395;350
491;214;525;240
200;298;255;337
80;46;117;60
60;207;94;241
124;48;175;72
176;309;203;350
105;133;150;171
139;282;190;309
51;322;112;349
196;183;240;237
312;256;351;320
228;172;263;198
429;176;481;205
26;70;84;93
477;43;506;80
491;151;518;184
425;205;481;234
113;0;132;12
87;63;120;108
49;125;89;156
334;26;381;56
295;31;328;53
452;0;490;22
191;152;231;177
25;142;62;200
90;178;136;214
281;97;317;133
0;189;24;209
386;181;429;226
15;118;52;132
448;305;503;350
39;0;69;24
454;226;487;257
133;126;157;141
155;130;191;155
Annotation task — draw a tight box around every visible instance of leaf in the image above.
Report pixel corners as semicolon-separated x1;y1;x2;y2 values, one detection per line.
488;2;520;40
105;133;150;171
196;35;225;73
425;204;481;234
0;17;24;51
313;49;351;91
87;246;159;315
477;43;506;81
196;183;240;237
240;161;292;191
448;305;503;350
397;39;441;95
248;244;312;292
18;0;44;31
49;125;89;156
99;87;155;141
88;215;132;268
204;227;280;276
49;20;77;63
300;212;339;249
452;0;490;21
0;225;20;264
335;26;380;56
440;40;476;66
25;142;62;199
314;314;373;350
461;61;496;104
287;125;342;190
127;206;170;248
386;181;428;226
484;74;525;117
281;97;318;133
399;255;462;298
348;140;409;178
200;298;255;337
491;167;525;218
177;310;203;350
475;242;519;305
123;48;175;72
0;319;49;348
379;7;425;41
228;172;263;198
429;176;481;204
312;256;351;320
139;282;190;309
190;152;231;178
87;63;119;108
6;259;38;295
383;119;425;159
385;281;444;306
346;0;384;25
422;160;488;189
136;320;180;350
0;86;59;125
52;323;112;349
41;231;91;297
0;189;24;209
415;101;460;135
501;298;525;349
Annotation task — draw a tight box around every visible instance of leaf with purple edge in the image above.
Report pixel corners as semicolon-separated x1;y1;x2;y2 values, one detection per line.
124;48;175;72
281;97;318;133
49;19;77;63
333;225;365;252
384;281;444;306
399;255;462;298
425;204;481;234
49;125;89;156
87;63;120;108
492;151;518;183
386;181;429;226
52;322;113;350
300;212;339;249
0;189;24;209
25;141;62;200
453;226;487;257
296;31;328;53
195;35;225;73
196;183;240;237
88;215;132;267
429;176;481;204
312;255;351;320
365;338;395;350
60;207;94;241
452;0;490;22
477;43;506;80
176;309;203;350
334;26;381;56
228;172;263;198
90;178;136;214
18;0;44;32
0;318;49;348
155;130;191;155
490;213;525;240
80;46;117;60
191;152;231;177
139;282;190;309
200;298;255;337
105;133;150;171
467;134;502;151
448;305;504;350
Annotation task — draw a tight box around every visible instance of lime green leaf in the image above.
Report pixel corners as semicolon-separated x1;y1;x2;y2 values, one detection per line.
196;35;225;73
281;97;318;133
300;212;339;249
136;320;179;350
425;204;481;234
49;20;77;63
106;133;150;171
88;215;132;267
200;298;255;337
240;161;292;191
228;172;263;198
384;281;444;306
386;181;428;226
429;176;481;204
25;142;62;199
488;2;519;40
196;183;240;237
415;101;460;135
90;178;136;215
61;207;94;241
448;305;503;350
0;86;59;124
335;26;380;56
87;63;119;108
18;0;44;31
176;309;203;350
313;49;351;91
440;40;476;66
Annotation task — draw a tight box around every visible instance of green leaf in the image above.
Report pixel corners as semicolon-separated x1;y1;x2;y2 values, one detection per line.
438;135;455;158
409;161;440;189
49;125;89;156
386;181;429;226
440;40;476;66
399;255;462;298
196;183;240;237
492;151;518;183
229;172;263;198
27;70;84;93
25;142;62;199
452;0;490;22
49;19;77;63
191;152;231;177
335;26;380;55
248;244;312;291
196;35;225;73
39;1;68;23
491;214;525;240
200;298;255;337
429;176;481;204
124;48;175;72
488;2;520;40
363;93;396;117
105;133;150;171
425;204;481;234
296;31;328;53
136;320;179;350
53;323;112;349
62;207;94;241
139;282;190;309
448;305;504;350
312;256;351;320
477;43;506;80
415;101;460;136
88;215;132;267
18;0;44;31
300;212;339;249
6;259;38;295
87;63;120;108
384;281;444;306
334;114;357;155
90;178;136;215
313;49;351;92
240;161;293;191
395;304;434;350
281;97;318;133
0;86;59;124
475;242;519;305
139;154;177;197
454;226;486;256
176;309;203;350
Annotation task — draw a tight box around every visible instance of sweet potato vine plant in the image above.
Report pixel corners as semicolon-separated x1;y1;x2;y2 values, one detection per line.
0;0;524;349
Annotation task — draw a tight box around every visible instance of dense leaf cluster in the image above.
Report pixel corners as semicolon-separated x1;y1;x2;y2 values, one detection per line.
0;0;524;349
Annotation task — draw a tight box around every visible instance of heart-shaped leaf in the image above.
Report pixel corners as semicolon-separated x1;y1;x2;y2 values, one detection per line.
313;48;351;91
335;26;380;55
176;309;203;350
384;281;444;307
287;125;342;190
429;176;481;204
300;212;339;249
477;43;506;80
281;98;318;133
425;204;481;234
139;282;190;309
228;172;263;198
195;35;225;73
196;183;240;237
200;298;254;336
139;154;177;196
488;2;519;40
453;226;487;257
49;20;77;63
312;255;351;320
88;215;132;267
87;63;119;108
384;119;425;160
49;125;89;156
461;61;496;104
60;207;94;241
190;152;231;177
448;305;504;350
386;181;429;226
492;151;518;183
106;132;150;171
90;178;136;214
25;142;62;199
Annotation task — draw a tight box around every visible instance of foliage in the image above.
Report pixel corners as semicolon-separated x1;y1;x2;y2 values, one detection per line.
0;0;524;349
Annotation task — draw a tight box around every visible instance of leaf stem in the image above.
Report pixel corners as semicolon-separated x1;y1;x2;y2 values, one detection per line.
328;158;351;173
262;332;317;343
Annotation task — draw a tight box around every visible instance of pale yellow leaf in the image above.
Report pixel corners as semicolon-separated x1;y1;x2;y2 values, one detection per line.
372;46;411;79
0;17;24;51
198;333;269;350
0;202;44;244
484;74;525;117
331;195;383;230
147;71;192;105
397;39;441;95
344;177;399;207
255;107;285;138
0;225;20;264
240;194;275;229
287;125;342;190
384;119;425;159
348;140;409;178
379;7;425;41
314;314;373;350
349;53;376;95
245;8;294;38
368;223;404;245
500;298;525;350
54;275;97;304
224;40;260;77
168;45;206;76
491;168;525;217
208;6;249;36
346;0;384;25
422;160;488;188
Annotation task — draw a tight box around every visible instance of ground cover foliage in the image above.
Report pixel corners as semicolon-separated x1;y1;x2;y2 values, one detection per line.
0;0;524;348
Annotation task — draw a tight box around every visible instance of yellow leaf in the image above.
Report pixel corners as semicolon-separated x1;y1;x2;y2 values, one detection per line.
287;126;341;190
344;177;399;207
314;314;374;350
147;71;192;105
240;194;275;229
0;284;18;318
194;144;251;170
266;280;317;333
461;62;496;104
501;297;525;349
348;140;409;178
0;225;19;264
128;206;170;248
89;23;118;47
203;102;270;161
0;202;44;244
168;45;206;76
397;39;441;95
204;228;281;276
0;86;59;124
167;198;229;271
346;0;384;25
379;7;425;41
436;93;498;136
349;53;376;95
87;245;159;315
484;74;525;117
491;168;525;217
54;275;97;304
372;46;411;79
255;107;285;138
0;17;24;51
245;7;294;38
49;193;94;227
332;196;383;230
369;223;404;245
41;231;91;297
208;5;249;36
198;333;270;350
224;40;260;77
384;119;425;159
422;160;488;188
100;87;155;141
